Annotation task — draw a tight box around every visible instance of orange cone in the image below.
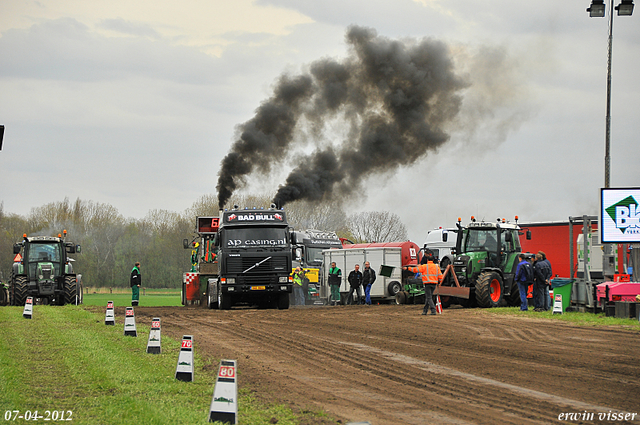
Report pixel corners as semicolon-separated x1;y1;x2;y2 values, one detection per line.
435;295;443;314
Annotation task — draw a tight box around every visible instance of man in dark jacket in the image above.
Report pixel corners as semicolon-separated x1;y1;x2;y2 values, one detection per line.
347;264;363;305
539;251;553;311
515;254;532;311
130;262;141;306
362;261;376;305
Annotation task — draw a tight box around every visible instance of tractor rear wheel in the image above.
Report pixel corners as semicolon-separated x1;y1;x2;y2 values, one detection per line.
12;276;28;306
507;282;522;307
63;276;78;305
475;271;503;308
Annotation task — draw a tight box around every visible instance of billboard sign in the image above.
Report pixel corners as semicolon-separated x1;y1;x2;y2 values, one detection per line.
601;187;640;243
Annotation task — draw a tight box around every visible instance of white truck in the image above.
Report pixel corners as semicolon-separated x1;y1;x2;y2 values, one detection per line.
322;244;418;304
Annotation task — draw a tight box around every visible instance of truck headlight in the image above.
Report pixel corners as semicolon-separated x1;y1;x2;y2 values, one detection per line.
226;278;235;284
279;276;289;283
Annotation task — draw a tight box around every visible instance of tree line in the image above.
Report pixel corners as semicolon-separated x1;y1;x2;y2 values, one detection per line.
0;196;407;288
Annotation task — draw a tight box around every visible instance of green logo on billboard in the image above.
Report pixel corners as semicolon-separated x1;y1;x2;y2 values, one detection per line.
605;196;640;234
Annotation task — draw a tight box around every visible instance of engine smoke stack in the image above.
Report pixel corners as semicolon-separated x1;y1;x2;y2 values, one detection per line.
217;26;469;208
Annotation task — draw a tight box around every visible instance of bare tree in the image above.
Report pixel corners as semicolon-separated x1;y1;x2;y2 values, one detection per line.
286;200;348;233
347;211;408;243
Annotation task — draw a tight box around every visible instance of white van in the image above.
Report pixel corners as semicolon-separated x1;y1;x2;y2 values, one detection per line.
423;228;457;269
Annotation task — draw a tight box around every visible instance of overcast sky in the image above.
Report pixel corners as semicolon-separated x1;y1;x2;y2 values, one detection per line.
1;0;639;243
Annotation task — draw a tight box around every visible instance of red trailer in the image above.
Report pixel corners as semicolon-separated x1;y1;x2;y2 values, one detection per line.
519;221;598;279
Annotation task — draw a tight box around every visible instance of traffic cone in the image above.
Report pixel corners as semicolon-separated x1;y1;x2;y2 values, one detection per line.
435;295;443;314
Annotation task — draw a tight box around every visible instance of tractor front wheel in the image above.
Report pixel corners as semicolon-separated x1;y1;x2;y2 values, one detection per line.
475;271;503;308
0;286;9;306
12;276;28;306
63;276;78;305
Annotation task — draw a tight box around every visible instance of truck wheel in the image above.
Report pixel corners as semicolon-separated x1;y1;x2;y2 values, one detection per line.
277;293;290;310
12;276;28;306
206;284;218;309
475;271;503;308
63;276;78;305
387;281;402;297
218;291;232;310
395;291;407;305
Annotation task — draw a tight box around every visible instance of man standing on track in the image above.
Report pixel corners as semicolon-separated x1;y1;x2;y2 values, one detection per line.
404;249;442;315
328;262;342;305
130;262;141;306
362;261;376;306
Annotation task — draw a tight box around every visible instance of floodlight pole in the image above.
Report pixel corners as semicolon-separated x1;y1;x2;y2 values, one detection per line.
604;0;613;189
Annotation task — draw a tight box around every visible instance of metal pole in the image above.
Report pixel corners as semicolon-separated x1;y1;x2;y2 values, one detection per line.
604;0;614;188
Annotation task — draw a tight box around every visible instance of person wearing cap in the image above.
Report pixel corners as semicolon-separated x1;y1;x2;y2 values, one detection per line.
404;249;442;315
292;267;305;306
130;262;141;306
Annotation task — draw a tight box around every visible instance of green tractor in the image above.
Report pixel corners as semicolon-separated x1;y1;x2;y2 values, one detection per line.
9;233;82;306
442;217;530;308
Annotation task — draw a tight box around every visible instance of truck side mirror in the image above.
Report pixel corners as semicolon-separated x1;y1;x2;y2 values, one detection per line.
526;230;531;240
290;232;297;245
76;245;81;253
65;244;76;254
504;232;512;242
183;239;190;249
13;244;21;254
442;232;448;242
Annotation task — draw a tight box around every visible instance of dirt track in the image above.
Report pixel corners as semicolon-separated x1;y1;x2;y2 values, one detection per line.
128;304;640;424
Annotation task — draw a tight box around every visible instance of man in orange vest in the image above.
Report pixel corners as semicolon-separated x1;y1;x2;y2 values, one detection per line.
403;249;443;315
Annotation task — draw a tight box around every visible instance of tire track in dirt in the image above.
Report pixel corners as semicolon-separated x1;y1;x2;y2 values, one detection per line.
132;306;640;424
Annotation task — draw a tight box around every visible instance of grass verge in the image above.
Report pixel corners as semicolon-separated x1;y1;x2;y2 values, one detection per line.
485;306;640;330
0;306;331;424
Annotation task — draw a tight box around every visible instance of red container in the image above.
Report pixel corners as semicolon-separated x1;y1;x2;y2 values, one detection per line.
184;272;200;301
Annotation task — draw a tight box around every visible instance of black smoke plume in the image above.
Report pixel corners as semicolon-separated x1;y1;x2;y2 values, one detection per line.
216;26;468;208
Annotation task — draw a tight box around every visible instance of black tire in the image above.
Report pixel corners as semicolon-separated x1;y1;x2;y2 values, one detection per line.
475;271;503;308
507;282;522;307
277;293;290;310
63;276;78;305
12;276;28;306
77;282;84;304
0;287;9;306
206;283;218;309
395;291;407;305
387;281;402;297
218;291;232;310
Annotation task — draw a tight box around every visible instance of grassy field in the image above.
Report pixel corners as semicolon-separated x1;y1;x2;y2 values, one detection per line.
82;288;183;307
485;306;640;329
0;305;326;425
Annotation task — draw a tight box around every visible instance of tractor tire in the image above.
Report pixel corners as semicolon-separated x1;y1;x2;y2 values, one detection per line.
277;293;290;310
218;291;232;310
395;291;407;305
63;276;78;305
0;286;9;306
12;276;28;306
387;281;402;297
475;271;503;308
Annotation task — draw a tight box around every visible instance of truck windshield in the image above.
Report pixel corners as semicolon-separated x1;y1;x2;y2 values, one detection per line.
305;247;325;266
29;243;61;263
223;227;288;249
464;229;498;252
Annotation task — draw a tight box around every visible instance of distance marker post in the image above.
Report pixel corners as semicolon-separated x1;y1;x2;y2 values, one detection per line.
552;294;563;314
23;297;33;319
146;318;161;354
209;360;238;424
123;307;137;337
105;301;115;325
175;335;194;382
